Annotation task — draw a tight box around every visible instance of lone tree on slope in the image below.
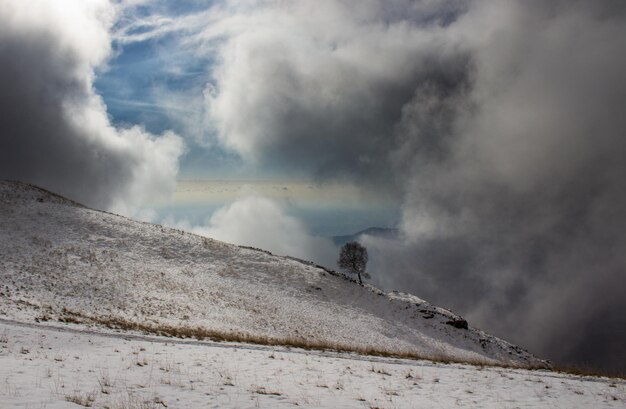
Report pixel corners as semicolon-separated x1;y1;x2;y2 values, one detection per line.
338;241;369;285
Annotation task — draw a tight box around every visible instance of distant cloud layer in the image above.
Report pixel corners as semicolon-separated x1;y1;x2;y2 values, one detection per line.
0;0;183;214
192;0;626;372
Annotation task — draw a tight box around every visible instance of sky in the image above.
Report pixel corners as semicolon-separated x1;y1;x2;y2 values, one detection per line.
1;0;626;375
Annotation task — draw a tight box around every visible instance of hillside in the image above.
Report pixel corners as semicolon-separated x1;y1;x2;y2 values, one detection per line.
0;180;544;367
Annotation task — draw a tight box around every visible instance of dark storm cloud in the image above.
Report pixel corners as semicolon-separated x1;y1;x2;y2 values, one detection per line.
369;0;626;373
202;0;626;373
0;1;183;214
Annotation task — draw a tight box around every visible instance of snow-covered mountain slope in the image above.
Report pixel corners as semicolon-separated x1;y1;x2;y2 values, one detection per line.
0;180;545;367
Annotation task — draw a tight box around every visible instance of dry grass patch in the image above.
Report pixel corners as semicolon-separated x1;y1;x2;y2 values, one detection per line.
56;308;554;373
65;390;96;407
251;385;282;396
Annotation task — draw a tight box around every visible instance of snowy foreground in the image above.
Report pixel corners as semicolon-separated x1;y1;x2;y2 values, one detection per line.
1;320;624;409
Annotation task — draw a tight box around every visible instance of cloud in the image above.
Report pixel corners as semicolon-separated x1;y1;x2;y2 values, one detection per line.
381;1;626;373
197;0;470;187
0;0;184;213
164;195;338;266
357;1;626;374
179;0;626;372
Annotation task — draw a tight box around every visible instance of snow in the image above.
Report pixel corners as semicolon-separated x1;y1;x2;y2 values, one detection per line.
1;320;623;409
3;180;622;407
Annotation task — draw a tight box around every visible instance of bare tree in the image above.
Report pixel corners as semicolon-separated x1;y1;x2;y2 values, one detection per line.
338;241;368;285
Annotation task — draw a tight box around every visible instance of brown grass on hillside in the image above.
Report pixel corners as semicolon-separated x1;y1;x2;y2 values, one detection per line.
55;308;551;372
63;309;626;379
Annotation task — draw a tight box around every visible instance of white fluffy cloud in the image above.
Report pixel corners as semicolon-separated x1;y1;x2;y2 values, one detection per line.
165;195;337;265
197;1;468;186
0;0;184;214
